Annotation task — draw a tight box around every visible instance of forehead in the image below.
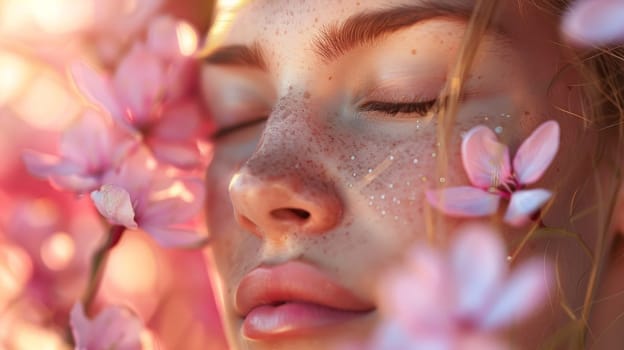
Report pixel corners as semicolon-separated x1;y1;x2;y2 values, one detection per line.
207;0;475;46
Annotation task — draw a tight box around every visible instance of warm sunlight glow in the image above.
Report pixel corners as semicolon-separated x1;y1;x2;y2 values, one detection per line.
105;234;158;295
31;0;94;34
40;232;75;271
15;72;80;130
26;198;60;228
201;0;249;53
10;322;67;350
0;52;32;105
152;180;195;202
176;22;198;56
0;244;32;302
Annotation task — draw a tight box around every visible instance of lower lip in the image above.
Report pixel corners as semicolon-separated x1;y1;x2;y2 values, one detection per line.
242;302;370;340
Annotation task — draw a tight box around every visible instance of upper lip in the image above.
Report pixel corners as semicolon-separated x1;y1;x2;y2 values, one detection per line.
235;260;375;316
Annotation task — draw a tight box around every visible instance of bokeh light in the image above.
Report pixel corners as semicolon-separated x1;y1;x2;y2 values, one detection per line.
40;232;75;271
0;243;33;304
176;21;198;56
0;52;32;105
31;0;94;35
104;233;159;295
13;70;80;131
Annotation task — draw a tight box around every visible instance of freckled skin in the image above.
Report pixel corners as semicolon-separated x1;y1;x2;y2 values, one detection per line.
201;1;602;349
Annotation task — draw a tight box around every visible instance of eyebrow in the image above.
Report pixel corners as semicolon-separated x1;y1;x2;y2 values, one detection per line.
202;1;475;69
314;2;474;62
203;42;267;70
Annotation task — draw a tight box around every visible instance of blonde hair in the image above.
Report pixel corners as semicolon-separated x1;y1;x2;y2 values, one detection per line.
435;0;624;347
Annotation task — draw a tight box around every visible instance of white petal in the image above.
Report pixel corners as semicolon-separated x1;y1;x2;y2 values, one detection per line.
426;187;501;217
91;185;138;228
451;225;506;318
503;189;551;227
513;121;560;185
480;258;552;330
461;126;512;188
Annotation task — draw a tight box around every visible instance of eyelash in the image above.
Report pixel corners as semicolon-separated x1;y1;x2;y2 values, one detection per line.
359;99;438;117
210;99;438;140
210;117;267;140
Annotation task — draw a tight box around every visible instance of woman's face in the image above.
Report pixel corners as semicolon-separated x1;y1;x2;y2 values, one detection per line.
201;1;598;349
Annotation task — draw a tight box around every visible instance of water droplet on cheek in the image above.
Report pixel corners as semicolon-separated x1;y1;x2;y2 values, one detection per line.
413;158;419;164
350;155;356;161
494;126;503;134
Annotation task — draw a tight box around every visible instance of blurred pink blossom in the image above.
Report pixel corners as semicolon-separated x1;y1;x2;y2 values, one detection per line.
562;0;624;46
70;17;205;169
90;150;207;248
70;302;144;350
91;0;165;63
427;121;560;226
348;225;552;350
22;110;136;193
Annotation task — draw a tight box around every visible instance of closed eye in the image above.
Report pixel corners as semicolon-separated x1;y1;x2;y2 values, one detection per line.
359;99;438;117
209;117;267;140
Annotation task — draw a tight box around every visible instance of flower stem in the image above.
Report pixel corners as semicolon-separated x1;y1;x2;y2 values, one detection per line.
81;225;125;315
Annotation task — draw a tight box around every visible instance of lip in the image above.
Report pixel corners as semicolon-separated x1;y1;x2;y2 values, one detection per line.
235;260;375;340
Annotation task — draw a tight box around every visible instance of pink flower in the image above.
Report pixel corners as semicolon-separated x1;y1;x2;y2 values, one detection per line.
70;302;143;350
562;0;624;46
352;225;552;350
90;150;207;248
22;110;136;193
426;121;560;226
71;18;204;169
91;0;164;63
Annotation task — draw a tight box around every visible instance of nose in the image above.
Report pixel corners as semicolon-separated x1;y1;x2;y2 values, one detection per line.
228;169;343;238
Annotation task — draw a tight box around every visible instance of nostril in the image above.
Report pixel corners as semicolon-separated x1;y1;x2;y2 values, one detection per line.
270;208;311;222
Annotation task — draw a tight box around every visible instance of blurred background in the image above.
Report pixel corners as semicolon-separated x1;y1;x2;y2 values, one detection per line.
0;0;230;348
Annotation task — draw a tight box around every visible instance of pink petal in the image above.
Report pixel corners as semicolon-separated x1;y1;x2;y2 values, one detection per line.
100;148;161;196
146;15;185;58
90;184;138;228
165;57;198;100
451;225;506;318
141;226;208;248
461;126;511;189
153;101;201;140
503;189;552;227
382;248;454;333
22;150;79;177
94;0;163;38
426;187;500;217
141;178;205;225
70;62;123;118
513;120;560;185
480;258;552;330
148;140;201;169
70;302;144;350
562;0;624;46
49;174;100;193
69;303;91;346
113;44;165;125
